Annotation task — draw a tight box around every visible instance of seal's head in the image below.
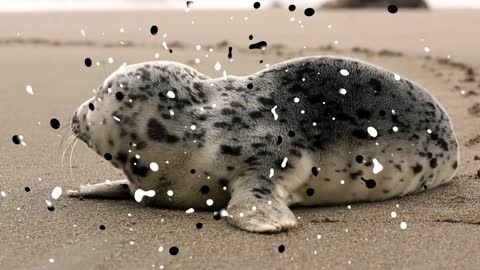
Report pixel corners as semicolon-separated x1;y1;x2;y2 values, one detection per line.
71;61;213;181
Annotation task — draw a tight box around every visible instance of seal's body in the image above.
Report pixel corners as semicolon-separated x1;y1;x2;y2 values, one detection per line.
69;56;459;232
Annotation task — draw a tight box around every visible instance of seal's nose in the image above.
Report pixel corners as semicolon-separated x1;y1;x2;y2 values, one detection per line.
71;111;80;134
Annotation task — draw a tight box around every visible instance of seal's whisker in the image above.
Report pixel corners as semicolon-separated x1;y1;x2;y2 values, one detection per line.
69;138;79;178
61;134;76;167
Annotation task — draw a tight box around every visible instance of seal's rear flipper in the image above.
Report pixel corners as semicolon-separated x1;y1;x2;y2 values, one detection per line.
226;174;296;233
67;179;132;200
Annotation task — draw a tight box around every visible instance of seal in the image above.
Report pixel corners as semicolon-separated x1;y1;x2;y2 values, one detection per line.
68;56;459;232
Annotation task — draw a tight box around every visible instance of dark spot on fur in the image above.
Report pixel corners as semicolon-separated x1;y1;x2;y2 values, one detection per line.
220;145;242;156
412;163;423;174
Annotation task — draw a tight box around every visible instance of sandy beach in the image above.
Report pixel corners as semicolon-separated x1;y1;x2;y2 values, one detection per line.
0;9;479;270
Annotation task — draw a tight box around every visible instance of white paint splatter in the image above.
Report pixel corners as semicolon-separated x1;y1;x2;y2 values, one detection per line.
214;61;222;71
134;189;156;202
427;129;432;134
367;126;378;138
392;126;399;132
391;211;397;218
293;97;300;103
190;125;197;130
162;41;169;51
340;69;349;76
400;221;407;230
206;199;214;206
150;162;159;172
271;105;278;120
25;85;35;95
49;258;55;263
340;180;345;184
112;115;121;122
339;88;347;95
372;158;384;174
1;191;6;197
80;29;85;37
107;57;113;64
51;187;62;200
281;157;288;168
269;168;274;178
166;90;175;99
393;73;401;80
424;47;430;53
167;190;174;196
186;208;195;214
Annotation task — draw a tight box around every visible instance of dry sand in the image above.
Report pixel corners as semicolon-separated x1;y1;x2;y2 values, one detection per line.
0;9;479;270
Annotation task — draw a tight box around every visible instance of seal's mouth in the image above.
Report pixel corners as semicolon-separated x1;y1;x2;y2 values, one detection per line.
70;110;90;145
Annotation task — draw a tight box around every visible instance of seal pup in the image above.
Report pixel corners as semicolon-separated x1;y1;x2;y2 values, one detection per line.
68;56;459;232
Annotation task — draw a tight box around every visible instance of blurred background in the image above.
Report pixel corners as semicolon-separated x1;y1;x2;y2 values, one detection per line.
0;0;479;11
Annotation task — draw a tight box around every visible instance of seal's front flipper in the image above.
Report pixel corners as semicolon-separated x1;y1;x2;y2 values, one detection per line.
67;179;131;200
226;175;296;233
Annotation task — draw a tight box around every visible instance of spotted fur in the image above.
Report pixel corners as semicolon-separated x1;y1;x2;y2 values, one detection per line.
69;56;459;232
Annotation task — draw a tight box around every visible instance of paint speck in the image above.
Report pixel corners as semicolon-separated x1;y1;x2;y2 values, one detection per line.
281;157;288;168
339;88;347;95
49;258;54;263
167;190;174;196
367;126;378;138
392;126;399;132
340;69;349;76
394;73;401;80
293;97;300;103
1;191;6;197
107;57;113;64
424;47;430;53
134;189;156;202
269;168;274;178
166;90;175;99
51;187;62;200
427;129;432;134
372;158;384;174
190;125;197;130
214;61;222;71
340;180;345;185
400;221;407;230
186;208;195;214
271;105;279;120
150;162;159;172
206;199;214;206
26;85;34;95
391;211;397;218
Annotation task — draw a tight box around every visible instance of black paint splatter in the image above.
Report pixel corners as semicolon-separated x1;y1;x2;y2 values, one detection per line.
304;8;315;16
200;185;210;194
213;211;221;220
276;136;283;145
253;2;260;9
88;103;95;111
84;58;92;67
278;244;285;253
288;5;296;11
47;205;55;211
361;177;376;189
387;5;398;13
311;167;319;176
150;25;158;35
288;131;295;137
99;225;106;230
50;118;60;129
228;46;233;60
169;246;179;255
24;187;30;192
355;155;364;163
249;35;253;40
190;169;196;174
306;188;315;196
247;83;253;89
104;153;112;160
249;41;267;50
196;222;203;229
115;92;125;101
12;135;22;145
